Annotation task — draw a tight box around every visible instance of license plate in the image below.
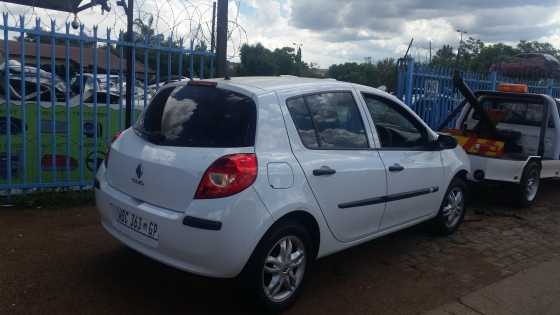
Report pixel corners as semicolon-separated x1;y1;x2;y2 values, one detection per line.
114;205;159;241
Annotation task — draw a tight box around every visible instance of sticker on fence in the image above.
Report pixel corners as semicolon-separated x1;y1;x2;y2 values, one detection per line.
424;79;439;98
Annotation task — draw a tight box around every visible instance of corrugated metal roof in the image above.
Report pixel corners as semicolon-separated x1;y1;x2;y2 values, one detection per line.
0;39;153;74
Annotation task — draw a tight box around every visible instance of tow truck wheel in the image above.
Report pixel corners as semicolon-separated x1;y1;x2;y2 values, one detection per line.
515;161;541;208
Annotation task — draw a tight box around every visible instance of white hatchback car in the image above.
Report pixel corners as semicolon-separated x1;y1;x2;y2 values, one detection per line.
95;77;470;311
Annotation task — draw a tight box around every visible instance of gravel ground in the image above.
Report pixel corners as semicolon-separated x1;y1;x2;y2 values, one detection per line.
2;180;560;315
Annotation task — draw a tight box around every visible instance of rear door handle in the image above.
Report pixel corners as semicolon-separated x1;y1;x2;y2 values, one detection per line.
313;166;336;176
388;163;405;172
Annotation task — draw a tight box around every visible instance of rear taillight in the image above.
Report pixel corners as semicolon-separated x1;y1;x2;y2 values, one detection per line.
104;131;123;168
194;153;257;199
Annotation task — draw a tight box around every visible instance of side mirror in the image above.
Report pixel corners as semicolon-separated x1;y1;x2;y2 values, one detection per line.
437;134;458;149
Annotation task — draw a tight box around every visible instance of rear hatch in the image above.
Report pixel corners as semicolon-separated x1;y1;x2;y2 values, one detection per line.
106;82;257;212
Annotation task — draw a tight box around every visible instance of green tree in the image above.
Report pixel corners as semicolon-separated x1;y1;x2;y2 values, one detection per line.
431;39;559;73
470;43;520;72
432;45;456;68
237;43;317;77
326;58;397;92
272;47;297;75
238;43;277;76
375;58;397;91
517;40;559;57
327;63;375;86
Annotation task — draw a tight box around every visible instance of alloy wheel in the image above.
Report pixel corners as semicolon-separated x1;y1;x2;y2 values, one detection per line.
442;187;465;228
262;235;306;303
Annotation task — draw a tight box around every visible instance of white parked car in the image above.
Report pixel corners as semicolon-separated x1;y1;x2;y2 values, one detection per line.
95;77;471;311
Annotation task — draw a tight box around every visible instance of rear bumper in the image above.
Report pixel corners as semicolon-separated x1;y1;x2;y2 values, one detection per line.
467;155;527;183
95;165;272;278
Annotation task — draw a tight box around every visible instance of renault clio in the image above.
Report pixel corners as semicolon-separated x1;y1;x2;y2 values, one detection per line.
95;77;470;311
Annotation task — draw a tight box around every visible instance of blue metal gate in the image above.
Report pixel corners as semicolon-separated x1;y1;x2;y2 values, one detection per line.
0;14;214;192
396;58;560;129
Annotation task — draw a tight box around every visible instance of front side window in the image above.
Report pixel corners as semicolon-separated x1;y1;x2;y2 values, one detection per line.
286;92;368;149
362;93;428;148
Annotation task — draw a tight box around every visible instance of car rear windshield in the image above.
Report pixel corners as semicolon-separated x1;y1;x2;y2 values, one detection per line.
135;84;257;147
472;97;545;127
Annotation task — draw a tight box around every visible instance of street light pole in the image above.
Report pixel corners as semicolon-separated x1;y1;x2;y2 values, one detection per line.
293;42;303;75
456;29;467;59
116;0;134;128
429;40;432;64
215;0;228;78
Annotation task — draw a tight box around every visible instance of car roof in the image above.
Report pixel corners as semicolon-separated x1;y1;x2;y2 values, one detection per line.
162;75;398;104
194;76;353;96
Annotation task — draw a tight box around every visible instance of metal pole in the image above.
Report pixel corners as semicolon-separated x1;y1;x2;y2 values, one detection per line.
125;0;134;128
210;2;216;53
405;59;415;107
429;40;432;64
215;0;228;78
456;29;467;64
209;2;216;77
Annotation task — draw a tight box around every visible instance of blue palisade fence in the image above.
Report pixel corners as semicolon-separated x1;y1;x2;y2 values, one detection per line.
0;14;215;193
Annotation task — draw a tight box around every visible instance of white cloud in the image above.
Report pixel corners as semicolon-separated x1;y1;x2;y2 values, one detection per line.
240;0;560;67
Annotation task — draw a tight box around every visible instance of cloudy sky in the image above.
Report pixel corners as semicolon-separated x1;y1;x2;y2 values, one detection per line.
240;0;560;67
2;0;560;68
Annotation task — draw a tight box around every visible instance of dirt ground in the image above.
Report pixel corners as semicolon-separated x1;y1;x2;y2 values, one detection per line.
2;181;560;315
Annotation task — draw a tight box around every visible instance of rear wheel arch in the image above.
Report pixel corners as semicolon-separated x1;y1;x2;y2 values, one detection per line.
268;210;320;259
240;210;318;311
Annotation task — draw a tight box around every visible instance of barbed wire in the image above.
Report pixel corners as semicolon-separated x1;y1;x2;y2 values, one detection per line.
0;0;248;59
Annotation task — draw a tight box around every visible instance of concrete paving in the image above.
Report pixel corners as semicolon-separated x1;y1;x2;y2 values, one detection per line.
425;258;560;315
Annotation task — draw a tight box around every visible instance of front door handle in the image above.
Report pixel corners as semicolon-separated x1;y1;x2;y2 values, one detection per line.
313;166;336;176
388;163;405;172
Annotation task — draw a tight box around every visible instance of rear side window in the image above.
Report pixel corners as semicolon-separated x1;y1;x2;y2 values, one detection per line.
135;85;256;147
286;92;368;149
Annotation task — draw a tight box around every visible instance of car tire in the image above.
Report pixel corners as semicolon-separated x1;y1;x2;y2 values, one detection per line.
240;219;314;313
514;161;541;208
430;177;468;235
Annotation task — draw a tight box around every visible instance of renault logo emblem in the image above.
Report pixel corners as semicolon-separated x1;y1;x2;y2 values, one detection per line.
132;164;145;186
136;164;143;179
